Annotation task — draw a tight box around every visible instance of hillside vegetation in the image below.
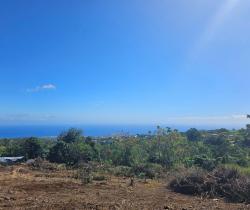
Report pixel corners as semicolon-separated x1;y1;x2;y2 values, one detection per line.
1;125;250;205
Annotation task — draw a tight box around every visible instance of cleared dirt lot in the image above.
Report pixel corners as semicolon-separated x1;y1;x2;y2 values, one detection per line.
0;165;249;210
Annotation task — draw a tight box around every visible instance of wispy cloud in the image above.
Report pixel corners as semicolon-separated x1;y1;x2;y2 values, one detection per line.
166;114;247;121
26;84;56;93
161;114;249;126
191;0;240;58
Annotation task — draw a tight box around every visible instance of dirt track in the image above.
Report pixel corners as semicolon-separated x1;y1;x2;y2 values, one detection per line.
0;165;249;210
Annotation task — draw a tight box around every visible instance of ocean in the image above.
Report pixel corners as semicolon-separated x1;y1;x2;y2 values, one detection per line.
0;124;242;138
0;124;188;138
0;125;160;138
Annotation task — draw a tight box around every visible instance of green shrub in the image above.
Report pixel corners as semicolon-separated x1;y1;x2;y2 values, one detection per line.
193;155;217;171
131;163;165;179
111;166;132;177
92;175;107;181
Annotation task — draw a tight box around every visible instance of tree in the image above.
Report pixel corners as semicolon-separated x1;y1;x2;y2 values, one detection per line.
4;140;24;156
85;136;95;147
130;144;148;167
58;128;83;143
69;142;94;163
0;145;7;156
205;134;227;146
242;124;250;147
47;141;94;165
23;137;42;159
47;141;70;164
186;128;201;142
246;124;250;131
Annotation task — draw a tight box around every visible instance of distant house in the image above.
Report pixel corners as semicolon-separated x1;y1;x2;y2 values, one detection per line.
0;156;24;165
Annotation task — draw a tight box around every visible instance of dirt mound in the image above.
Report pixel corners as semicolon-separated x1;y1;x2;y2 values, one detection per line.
170;167;250;203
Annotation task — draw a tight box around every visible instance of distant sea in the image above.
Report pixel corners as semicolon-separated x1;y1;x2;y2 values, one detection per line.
0;125;158;138
0;125;159;138
0;124;243;138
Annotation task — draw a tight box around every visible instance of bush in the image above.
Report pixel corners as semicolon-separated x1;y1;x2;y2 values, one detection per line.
28;158;57;171
111;166;132;177
193;155;217;171
169;167;250;203
205;135;227;146
47;141;94;166
92;175;107;181
131;163;165;179
76;163;93;184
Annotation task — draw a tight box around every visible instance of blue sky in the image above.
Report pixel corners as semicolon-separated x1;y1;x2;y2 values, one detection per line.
0;0;250;127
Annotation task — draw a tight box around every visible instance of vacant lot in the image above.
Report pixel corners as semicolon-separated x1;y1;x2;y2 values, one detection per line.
0;165;249;210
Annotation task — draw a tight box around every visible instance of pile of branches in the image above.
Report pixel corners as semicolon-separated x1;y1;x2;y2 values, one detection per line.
27;158;58;172
169;167;250;203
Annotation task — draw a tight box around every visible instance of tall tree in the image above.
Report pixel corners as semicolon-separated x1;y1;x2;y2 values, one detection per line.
58;128;83;143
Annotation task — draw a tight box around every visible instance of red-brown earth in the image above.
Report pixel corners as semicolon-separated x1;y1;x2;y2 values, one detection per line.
0;165;249;210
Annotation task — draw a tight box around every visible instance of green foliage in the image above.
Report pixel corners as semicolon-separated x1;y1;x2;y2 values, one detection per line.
58;128;83;143
193;155;217;171
111;166;132;177
47;141;70;164
186;128;201;141
92;175;106;181
47;129;95;166
47;141;95;166
0;137;44;159
131;163;165;179
70;142;94;163
1;126;250;180
0;145;7;156
23;137;43;159
242;124;250;147
129;143;148;167
204;134;227;145
88;126;250;174
4;140;24;156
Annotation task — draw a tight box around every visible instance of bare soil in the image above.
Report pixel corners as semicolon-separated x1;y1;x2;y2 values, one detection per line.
0;165;249;210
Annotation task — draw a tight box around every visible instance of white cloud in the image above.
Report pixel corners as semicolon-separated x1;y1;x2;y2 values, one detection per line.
41;84;56;89
26;84;56;93
231;114;246;119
